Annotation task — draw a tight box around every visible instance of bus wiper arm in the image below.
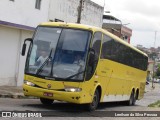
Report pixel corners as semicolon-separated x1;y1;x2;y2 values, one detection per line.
64;71;84;79
36;49;53;75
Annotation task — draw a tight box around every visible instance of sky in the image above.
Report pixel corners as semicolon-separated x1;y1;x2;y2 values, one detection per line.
91;0;160;48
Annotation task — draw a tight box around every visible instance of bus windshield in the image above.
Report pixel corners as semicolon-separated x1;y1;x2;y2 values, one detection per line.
26;26;91;81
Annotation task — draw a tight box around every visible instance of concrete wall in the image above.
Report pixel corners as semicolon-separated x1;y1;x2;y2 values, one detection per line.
16;30;33;86
0;0;103;86
0;26;19;85
0;25;33;86
0;0;103;27
49;0;103;27
0;0;48;86
0;0;50;27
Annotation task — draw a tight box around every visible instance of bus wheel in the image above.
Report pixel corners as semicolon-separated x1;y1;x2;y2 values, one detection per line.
128;91;135;106
132;92;137;105
40;98;54;105
86;89;99;111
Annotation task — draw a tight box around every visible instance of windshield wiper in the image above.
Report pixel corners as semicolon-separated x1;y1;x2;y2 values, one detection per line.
36;49;53;75
64;71;84;80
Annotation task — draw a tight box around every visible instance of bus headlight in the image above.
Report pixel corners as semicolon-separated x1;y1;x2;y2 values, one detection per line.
65;87;82;92
24;80;35;87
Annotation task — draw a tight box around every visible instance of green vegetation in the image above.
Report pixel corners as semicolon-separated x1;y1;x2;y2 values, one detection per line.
156;64;160;77
148;52;157;60
148;100;160;107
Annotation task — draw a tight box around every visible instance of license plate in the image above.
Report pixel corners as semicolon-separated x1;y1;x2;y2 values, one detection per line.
43;92;53;97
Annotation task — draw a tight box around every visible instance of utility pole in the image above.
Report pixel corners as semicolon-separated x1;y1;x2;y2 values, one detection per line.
77;0;83;23
154;31;157;47
152;56;156;89
152;31;157;88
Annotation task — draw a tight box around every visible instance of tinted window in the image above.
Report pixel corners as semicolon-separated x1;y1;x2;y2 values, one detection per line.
86;32;102;80
101;35;113;59
61;29;89;51
101;34;148;71
26;27;91;81
92;32;102;58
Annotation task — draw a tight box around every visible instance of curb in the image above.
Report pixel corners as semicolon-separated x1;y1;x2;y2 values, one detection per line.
0;94;38;99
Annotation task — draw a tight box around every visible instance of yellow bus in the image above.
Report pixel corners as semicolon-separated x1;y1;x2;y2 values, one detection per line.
22;22;148;111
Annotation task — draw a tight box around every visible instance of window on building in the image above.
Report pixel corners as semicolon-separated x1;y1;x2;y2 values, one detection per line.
35;0;41;10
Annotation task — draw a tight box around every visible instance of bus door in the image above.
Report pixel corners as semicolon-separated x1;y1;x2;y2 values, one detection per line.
85;32;103;93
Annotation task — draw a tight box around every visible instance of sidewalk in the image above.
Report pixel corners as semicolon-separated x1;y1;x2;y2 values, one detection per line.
145;82;160;92
136;82;160;106
0;86;25;98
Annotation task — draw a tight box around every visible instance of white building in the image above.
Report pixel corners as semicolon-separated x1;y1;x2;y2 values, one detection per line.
0;0;50;86
0;0;103;86
48;0;103;27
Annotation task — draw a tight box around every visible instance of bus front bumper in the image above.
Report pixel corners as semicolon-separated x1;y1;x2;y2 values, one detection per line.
23;84;85;104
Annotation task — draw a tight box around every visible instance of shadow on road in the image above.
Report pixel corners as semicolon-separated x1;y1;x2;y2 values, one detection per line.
21;101;141;117
22;100;139;112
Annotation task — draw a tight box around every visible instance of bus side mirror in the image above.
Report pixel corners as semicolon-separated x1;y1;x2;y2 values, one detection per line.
21;38;33;56
22;43;26;56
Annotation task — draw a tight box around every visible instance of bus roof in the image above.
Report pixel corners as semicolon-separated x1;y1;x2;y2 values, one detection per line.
40;22;101;31
39;22;148;57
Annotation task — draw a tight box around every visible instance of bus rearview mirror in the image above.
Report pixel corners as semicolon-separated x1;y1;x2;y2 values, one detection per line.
22;43;26;56
21;38;33;56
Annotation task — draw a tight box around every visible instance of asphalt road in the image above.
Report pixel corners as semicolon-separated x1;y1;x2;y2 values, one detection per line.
0;83;160;120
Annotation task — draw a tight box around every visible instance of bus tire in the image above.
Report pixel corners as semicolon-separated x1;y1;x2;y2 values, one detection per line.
86;89;100;111
128;90;135;106
40;98;54;105
132;92;137;105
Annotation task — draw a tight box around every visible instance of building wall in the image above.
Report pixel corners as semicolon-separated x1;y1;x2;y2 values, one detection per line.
0;25;33;86
0;0;50;27
0;0;103;27
49;0;103;27
0;26;19;85
0;0;49;86
16;30;33;86
121;26;132;43
0;0;103;86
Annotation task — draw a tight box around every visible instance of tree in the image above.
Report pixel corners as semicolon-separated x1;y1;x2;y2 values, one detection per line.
156;64;160;77
148;52;157;60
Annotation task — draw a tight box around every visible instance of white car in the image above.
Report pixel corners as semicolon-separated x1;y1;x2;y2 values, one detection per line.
153;78;160;83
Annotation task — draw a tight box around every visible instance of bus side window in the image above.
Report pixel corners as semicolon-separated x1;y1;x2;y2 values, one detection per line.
86;32;102;80
101;34;113;59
